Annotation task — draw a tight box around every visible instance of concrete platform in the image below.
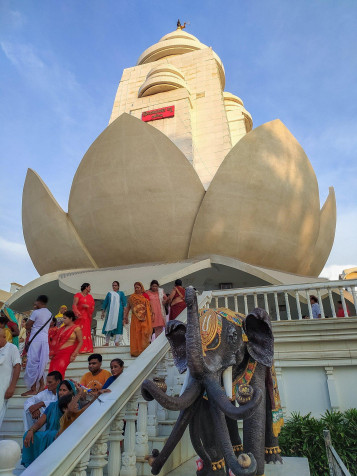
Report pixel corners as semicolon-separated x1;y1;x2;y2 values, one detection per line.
167;456;310;475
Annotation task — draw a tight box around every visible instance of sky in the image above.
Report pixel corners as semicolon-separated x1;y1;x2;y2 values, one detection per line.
0;0;356;290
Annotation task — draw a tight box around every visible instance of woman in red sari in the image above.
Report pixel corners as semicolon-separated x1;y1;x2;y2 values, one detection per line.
48;311;83;378
168;279;186;320
72;283;95;353
124;282;153;357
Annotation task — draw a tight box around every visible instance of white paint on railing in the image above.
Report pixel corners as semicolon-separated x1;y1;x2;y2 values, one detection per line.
328;289;337;318
264;294;269;314
284;292;291;320
295;291;302;320
253;293;258;308
274;292;280;321
244;294;248;315
317;290;325;319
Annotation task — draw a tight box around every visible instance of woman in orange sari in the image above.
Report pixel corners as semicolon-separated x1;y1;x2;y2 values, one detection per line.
48;311;83;378
124;282;153;357
72;283;95;353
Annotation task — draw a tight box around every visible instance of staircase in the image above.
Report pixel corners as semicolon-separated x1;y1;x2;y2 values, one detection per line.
0;346;132;448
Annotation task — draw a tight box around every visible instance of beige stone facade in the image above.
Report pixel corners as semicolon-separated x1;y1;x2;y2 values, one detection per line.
109;30;252;189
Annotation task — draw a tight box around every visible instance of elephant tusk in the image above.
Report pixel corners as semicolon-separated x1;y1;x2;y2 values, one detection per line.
222;366;233;399
180;368;191;396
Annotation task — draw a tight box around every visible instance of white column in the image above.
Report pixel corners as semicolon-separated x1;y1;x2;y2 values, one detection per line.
284;292;291;320
70;451;90;476
263;293;269;314
274;293;280;321
147;399;159;437
135;395;149;458
0;440;21;476
87;430;109;476
328;289;337;318
121;399;138;476
306;291;313;319
295;291;302;320
122;314;130;346
234;295;238;312
253;293;258;308
325;367;340;411
107;411;125;476
317;290;325;318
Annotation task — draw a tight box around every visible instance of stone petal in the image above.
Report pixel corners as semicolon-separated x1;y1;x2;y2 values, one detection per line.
297;187;336;276
22;169;96;275
188;119;322;275
68;113;205;267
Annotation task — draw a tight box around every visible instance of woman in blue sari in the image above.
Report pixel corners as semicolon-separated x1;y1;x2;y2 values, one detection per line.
22;380;76;467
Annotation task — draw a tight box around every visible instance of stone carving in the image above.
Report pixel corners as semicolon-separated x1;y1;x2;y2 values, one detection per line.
141;286;284;476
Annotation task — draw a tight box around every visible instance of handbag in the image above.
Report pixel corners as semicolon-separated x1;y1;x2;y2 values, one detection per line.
24;314;53;352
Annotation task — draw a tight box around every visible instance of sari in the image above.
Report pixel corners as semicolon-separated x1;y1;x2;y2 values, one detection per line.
3;307;19;347
48;324;80;378
128;283;152;357
73;293;94;353
21;380;76;467
169;286;187;320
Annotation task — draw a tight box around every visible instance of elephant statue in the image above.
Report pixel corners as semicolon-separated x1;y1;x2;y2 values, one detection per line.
141;286;284;476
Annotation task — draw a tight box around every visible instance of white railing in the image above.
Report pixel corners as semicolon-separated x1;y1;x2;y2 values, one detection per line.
204;279;357;321
21;294;211;476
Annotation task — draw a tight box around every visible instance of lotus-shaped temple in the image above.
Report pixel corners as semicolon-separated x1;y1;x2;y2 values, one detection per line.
23;27;336;278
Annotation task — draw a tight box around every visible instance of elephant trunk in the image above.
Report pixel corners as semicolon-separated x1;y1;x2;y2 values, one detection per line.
209;403;257;476
141;376;203;411
150;400;200;475
205;377;262;420
185;286;206;379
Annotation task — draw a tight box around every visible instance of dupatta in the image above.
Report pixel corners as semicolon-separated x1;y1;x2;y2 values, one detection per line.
129;283;151;322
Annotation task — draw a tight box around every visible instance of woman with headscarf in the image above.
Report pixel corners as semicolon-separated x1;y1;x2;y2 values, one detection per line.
124;282;153;357
146;280;167;338
55;305;67;327
72;283;94;353
22;380;76;467
48;311;83;378
101;281;127;347
167;279;187;320
1;308;19;347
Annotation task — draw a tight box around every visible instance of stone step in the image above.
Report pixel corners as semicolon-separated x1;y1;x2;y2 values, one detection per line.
0;417;23;433
158;420;178;436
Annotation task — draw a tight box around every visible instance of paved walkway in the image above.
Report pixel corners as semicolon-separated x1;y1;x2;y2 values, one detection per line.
167;456;310;475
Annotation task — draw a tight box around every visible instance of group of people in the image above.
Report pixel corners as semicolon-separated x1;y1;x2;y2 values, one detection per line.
0;278;186;435
302;295;351;319
21;353;124;467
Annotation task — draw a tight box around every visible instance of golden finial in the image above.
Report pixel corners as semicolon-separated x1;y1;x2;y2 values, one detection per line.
177;19;187;30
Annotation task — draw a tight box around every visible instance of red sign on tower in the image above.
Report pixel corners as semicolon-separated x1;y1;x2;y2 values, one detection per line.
142;106;175;122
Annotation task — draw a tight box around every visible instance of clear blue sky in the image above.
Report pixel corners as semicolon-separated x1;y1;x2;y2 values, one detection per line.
1;0;356;289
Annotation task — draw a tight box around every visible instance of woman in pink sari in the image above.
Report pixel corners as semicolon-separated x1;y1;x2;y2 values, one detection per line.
146;280;167;338
72;283;94;353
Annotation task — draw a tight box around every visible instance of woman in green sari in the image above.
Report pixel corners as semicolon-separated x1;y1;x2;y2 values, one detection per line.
22;380;76;467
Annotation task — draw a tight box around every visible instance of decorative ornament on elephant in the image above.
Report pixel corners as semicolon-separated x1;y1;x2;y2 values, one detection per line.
141;286;284;476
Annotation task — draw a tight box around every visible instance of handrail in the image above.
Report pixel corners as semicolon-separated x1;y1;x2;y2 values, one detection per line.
22;293;210;476
210;279;357;297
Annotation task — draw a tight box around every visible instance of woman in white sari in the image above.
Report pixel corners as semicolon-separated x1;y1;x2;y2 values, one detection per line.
101;281;127;346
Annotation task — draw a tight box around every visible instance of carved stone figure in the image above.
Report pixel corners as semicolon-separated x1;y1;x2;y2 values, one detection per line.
141;286;284;476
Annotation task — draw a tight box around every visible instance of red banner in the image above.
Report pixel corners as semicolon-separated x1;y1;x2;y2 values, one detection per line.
142;106;175;122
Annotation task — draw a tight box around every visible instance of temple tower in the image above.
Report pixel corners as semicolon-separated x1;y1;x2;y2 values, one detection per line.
109;26;252;189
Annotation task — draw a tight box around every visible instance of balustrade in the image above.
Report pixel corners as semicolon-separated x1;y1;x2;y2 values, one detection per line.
208;279;357;321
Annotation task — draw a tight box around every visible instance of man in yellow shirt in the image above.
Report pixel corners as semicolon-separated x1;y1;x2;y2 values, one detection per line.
80;353;111;394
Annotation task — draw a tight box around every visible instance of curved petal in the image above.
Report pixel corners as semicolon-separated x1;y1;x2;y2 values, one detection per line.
68;113;205;268
22;169;96;275
189;119;321;275
297;187;336;276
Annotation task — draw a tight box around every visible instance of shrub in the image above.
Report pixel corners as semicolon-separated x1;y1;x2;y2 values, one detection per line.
278;409;357;476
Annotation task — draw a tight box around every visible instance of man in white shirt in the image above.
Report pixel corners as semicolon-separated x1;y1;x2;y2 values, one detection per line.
23;370;62;431
0;328;21;429
22;295;52;396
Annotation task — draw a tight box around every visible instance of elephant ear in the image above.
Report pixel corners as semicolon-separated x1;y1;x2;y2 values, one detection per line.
165;321;187;374
243;308;274;367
